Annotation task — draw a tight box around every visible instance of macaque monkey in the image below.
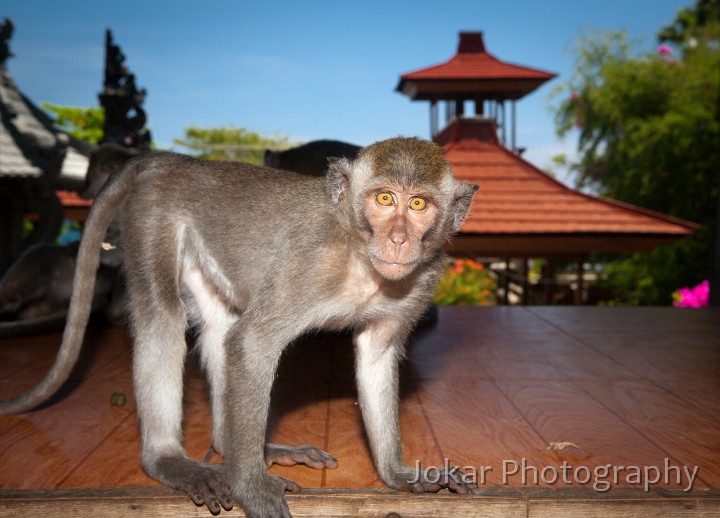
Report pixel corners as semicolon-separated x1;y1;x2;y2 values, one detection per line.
0;242;119;335
264;138;439;327
263;139;361;176
0;137;478;517
0;144;138;334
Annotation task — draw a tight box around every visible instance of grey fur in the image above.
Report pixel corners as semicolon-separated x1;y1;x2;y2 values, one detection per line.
0;137;478;517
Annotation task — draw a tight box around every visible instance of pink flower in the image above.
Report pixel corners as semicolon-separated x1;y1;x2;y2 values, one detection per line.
672;280;709;308
570;91;579;100
657;44;673;55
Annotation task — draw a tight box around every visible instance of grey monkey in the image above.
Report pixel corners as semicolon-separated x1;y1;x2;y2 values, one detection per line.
0;137;478;517
0;143;137;334
263;139;361;176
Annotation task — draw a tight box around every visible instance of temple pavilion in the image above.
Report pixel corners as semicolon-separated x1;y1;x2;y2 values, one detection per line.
397;32;699;304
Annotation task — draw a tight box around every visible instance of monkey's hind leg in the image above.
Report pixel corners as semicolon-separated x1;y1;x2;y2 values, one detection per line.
129;265;233;514
183;265;236;458
265;443;339;470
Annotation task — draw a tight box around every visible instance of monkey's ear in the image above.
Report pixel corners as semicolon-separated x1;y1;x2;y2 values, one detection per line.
451;182;479;233
326;157;352;205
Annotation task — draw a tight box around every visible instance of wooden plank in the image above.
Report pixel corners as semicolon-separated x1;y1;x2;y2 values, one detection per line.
568;330;720;382
407;326;489;380
1;488;718;518
577;381;720;488
321;378;446;489
270;332;349;488
0;375;135;489
0;331;63;382
530;500;720;518
459;331;570;381
59;412;157;489
322;380;382;489
496;380;693;489
654;377;720;418
1;307;718;499
528;307;720;334
266;375;332;488
416;378;551;486
0;488;527;517
436;306;558;337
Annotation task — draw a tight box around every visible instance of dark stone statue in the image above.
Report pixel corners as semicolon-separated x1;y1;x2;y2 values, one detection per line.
98;30;152;150
0;18;13;64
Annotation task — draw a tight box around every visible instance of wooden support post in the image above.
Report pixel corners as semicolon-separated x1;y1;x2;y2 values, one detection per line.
502;102;507;147
456;98;465;117
446;100;455;124
575;257;585;306
511;100;517;152
430;100;438;138
544;259;555;305
503;257;511;305
522;258;529;305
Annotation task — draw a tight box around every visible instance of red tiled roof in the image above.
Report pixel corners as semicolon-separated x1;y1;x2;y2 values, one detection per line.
397;32;556;101
439;118;699;255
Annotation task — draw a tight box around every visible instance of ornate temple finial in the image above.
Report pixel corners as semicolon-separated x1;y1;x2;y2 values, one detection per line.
0;18;15;65
98;29;152;150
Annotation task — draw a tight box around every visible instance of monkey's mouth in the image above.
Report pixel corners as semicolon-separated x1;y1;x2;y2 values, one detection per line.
371;255;418;267
369;255;419;280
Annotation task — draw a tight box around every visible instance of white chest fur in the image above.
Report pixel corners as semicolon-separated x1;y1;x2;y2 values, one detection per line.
318;252;384;330
338;253;382;305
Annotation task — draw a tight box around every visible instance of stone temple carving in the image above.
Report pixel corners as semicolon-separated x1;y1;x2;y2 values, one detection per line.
98;30;152;150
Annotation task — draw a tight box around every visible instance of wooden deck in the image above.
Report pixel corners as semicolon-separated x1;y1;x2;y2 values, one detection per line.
1;306;719;516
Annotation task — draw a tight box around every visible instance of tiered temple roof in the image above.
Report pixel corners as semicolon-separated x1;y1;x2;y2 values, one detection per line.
439;118;699;256
397;32;698;257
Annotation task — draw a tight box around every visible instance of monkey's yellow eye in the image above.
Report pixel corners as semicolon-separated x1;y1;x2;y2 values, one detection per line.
409;197;427;211
376;192;394;206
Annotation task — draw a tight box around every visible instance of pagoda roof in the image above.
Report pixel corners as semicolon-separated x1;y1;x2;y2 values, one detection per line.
0;58;89;188
397;32;557;101
439;118;699;256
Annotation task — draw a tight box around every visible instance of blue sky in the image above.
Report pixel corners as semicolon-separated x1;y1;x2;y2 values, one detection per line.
2;0;691;183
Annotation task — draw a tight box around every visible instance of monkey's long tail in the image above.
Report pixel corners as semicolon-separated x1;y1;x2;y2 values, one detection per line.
0;161;136;414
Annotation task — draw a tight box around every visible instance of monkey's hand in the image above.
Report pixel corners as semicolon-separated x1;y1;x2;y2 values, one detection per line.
385;464;478;495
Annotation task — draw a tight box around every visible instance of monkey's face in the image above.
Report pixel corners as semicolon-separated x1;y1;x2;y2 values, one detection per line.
362;184;440;280
326;137;478;282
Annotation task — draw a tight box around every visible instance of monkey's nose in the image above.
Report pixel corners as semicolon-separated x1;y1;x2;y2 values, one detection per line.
390;229;407;246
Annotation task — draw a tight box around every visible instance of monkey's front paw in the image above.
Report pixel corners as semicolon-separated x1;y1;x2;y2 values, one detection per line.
387;464;478;495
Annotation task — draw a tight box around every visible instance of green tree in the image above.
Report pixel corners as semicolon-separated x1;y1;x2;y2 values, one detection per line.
173;126;295;165
551;4;720;305
40;102;104;144
658;0;720;46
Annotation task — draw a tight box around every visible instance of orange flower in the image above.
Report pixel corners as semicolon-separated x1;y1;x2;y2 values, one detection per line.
468;259;483;270
453;264;463;274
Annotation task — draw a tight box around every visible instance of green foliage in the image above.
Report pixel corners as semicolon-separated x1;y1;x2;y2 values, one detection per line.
173;126;295;164
432;258;496;306
596;227;712;305
41;102;104;144
550;3;720;305
658;0;720;46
